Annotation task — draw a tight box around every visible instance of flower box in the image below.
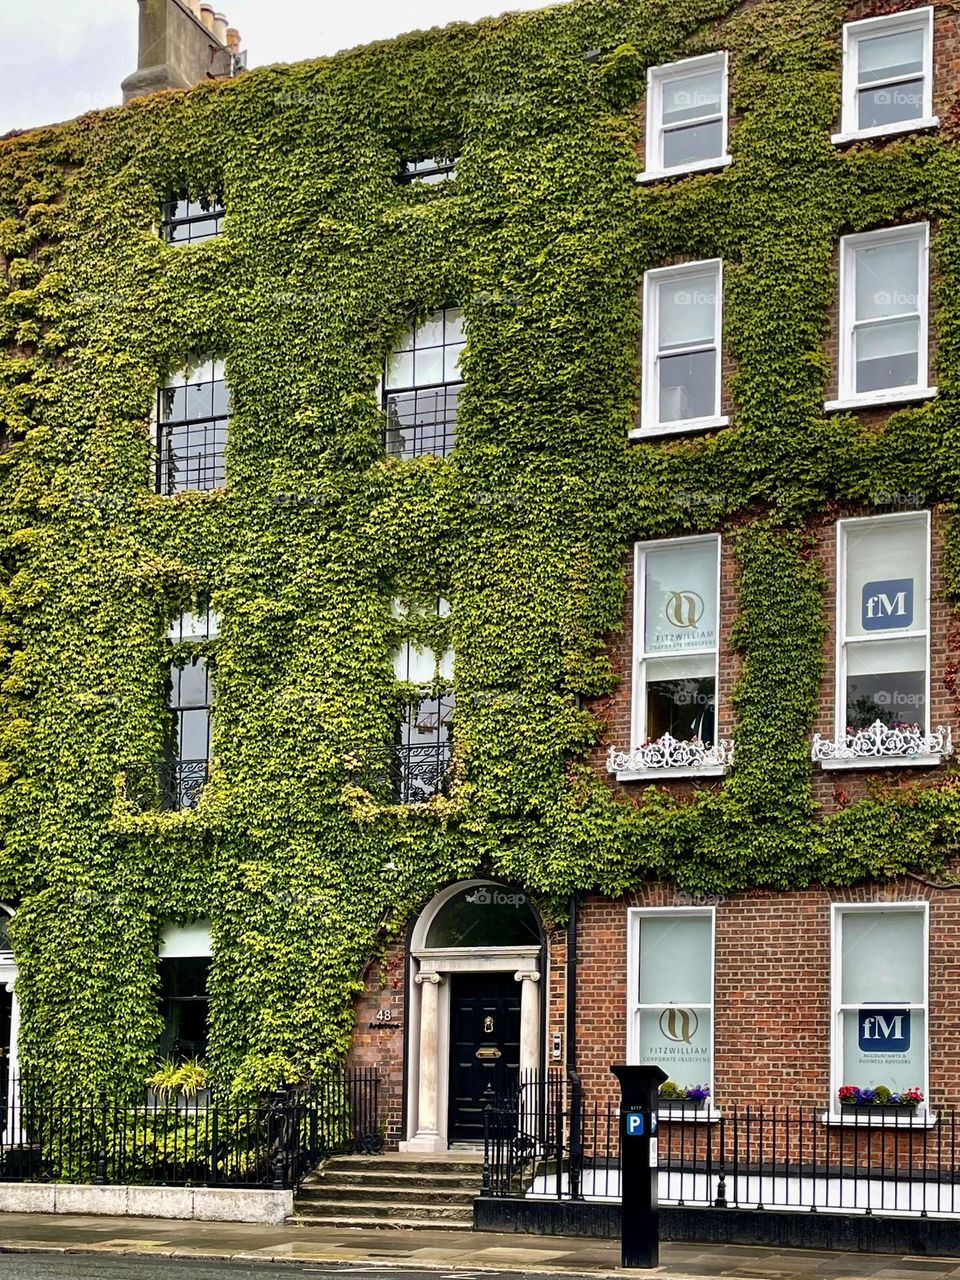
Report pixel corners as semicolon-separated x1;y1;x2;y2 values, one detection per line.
658;1097;706;1113
840;1101;918;1119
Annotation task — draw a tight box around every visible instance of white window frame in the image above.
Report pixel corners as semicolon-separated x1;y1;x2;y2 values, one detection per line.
827;223;935;412
631;534;722;768
834;511;931;749
829;902;929;1122
627;906;717;1112
637;260;727;438
833;7;937;146
640;52;732;182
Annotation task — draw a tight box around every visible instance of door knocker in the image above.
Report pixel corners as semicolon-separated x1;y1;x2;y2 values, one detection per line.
484;1015;494;1034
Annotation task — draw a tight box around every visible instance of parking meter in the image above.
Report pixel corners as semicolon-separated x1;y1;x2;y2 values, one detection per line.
610;1064;668;1268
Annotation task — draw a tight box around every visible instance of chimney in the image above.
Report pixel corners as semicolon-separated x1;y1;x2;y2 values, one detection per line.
122;0;243;104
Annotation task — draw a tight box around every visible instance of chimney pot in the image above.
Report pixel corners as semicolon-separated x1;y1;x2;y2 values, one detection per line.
213;12;229;44
200;4;216;32
226;27;241;55
186;0;202;17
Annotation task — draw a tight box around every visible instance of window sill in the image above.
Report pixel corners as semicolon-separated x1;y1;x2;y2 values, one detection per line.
636;155;733;184
630;415;730;441
614;765;729;782
824;387;937;413
831;117;939;146
821;1110;938;1129
818;753;945;771
657;1107;722;1123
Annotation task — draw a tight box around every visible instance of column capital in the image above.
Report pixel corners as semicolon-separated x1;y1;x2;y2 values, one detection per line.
415;971;444;986
514;970;541;983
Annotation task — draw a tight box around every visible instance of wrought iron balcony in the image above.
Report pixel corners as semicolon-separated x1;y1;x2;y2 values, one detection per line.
812;720;953;770
125;760;209;812
353;743;453;804
607;734;734;780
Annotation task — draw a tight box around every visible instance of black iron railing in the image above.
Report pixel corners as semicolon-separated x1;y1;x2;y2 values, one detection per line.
125;761;209;811
483;1077;960;1217
357;743;453;804
0;1068;380;1188
383;385;459;458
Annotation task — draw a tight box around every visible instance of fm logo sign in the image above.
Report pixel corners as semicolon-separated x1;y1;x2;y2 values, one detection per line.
862;579;913;631
859;1008;911;1054
665;591;704;629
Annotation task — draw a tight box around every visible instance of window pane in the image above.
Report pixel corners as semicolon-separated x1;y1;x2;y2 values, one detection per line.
175;659;209;709
443;342;465;382
854;238;920;322
178;707;210;759
660;68;722;125
417;313;445;349
637;1007;712;1090
857;26;924;84
841;910;924;1005
386;349;414;389
663;120;724;169
445;309;465;343
858;79;925;130
659;349;717;422
393;641;436;684
658;273;718;349
645;655;715;743
644;541;718;654
413;343;445;386
845;637;926;727
639;914;712;1004
855;318;920;393
841;1008;925;1094
845;516;927;640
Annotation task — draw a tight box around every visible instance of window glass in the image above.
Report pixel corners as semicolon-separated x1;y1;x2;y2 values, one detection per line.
162;192;224;246
425;884;540;948
858;27;924;83
634;912;713;1092
846;13;930;133
158;360;229;494
646;262;721;428
644;542;718;654
844;516;926;641
384;308;464;458
841;910;924;1004
663;121;724;170
837;909;926;1097
661;68;722;125
854;238;919;321
158;957;210;1060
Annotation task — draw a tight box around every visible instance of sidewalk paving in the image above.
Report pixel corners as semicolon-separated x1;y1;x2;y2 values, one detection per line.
0;1215;959;1280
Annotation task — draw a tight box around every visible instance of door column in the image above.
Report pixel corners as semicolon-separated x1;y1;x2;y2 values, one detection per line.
405;971;446;1152
515;970;541;1075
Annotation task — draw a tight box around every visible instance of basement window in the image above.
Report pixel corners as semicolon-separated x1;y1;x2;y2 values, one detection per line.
161;191;225;245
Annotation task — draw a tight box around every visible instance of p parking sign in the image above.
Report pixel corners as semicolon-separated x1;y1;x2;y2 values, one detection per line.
625;1111;645;1136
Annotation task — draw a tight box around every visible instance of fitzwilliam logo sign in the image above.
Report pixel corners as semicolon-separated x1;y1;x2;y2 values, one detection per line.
659;1007;698;1043
664;591;704;630
862;579;914;631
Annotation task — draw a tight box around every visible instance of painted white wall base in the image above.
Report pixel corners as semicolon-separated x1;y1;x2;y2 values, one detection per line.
0;1182;293;1224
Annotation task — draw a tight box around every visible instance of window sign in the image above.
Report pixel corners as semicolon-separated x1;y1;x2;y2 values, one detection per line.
629;910;714;1095
838;513;929;732
634;537;720;747
834;906;927;1102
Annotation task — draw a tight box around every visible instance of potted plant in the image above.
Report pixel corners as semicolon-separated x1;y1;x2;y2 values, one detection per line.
838;1084;923;1117
146;1057;212;1110
657;1081;710;1112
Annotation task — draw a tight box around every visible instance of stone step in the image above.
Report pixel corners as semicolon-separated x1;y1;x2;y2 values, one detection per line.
305;1168;481;1190
288;1213;476;1232
322;1155;482;1176
298;1182;476;1205
291;1199;475;1225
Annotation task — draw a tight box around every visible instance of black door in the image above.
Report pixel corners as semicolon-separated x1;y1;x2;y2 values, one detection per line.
0;984;10;1140
448;974;521;1144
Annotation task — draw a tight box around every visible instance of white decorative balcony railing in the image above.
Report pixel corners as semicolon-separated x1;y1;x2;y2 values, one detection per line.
607;734;734;780
812;720;953;769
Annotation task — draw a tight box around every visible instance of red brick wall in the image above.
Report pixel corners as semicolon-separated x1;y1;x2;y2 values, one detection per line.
573;877;960;1112
348;939;406;1147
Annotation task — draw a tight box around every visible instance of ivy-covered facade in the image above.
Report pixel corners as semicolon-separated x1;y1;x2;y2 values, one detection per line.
2;0;960;1146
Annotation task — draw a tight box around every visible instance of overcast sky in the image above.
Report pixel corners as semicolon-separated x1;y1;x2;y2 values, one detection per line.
0;0;556;134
